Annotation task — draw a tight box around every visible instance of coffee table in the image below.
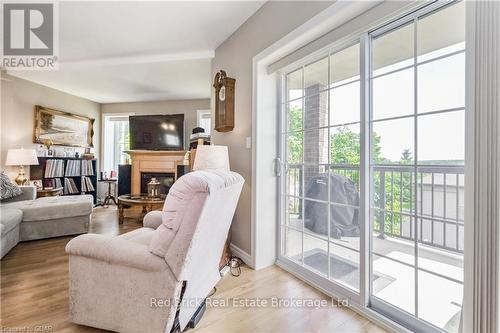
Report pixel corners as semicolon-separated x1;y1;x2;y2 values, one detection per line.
117;194;166;224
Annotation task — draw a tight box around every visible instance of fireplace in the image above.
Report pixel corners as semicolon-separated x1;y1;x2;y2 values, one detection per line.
125;150;185;194
140;172;175;195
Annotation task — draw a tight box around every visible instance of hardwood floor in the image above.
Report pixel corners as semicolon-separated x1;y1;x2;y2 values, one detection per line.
1;206;386;333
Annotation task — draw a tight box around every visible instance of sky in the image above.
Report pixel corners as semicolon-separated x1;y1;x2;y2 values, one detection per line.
373;49;465;162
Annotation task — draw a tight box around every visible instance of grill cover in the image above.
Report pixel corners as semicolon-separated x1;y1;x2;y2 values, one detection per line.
304;173;360;238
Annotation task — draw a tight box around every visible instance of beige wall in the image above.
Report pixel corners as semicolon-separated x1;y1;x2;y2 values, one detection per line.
0;74;101;179
212;1;332;254
101;99;210;153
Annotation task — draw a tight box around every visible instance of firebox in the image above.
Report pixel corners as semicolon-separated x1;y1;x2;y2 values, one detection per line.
140;172;175;195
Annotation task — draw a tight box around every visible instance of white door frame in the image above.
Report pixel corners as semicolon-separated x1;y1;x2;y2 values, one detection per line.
251;1;473;332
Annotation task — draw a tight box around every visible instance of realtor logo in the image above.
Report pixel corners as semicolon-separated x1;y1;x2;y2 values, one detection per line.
4;3;53;55
2;2;58;70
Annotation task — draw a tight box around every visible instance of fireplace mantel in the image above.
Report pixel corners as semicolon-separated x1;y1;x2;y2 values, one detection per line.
124;150;187;156
124;150;186;194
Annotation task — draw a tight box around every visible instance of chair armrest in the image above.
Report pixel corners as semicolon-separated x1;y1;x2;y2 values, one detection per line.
143;210;162;229
66;234;166;272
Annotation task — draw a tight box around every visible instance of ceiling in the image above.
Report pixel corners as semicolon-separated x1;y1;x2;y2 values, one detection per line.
7;1;265;103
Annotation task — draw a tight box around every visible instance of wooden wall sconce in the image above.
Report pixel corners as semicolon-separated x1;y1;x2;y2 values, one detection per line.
213;70;235;132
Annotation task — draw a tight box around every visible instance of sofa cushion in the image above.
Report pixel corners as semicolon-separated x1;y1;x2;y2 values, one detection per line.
0;208;22;235
0;171;22;201
2;194;93;222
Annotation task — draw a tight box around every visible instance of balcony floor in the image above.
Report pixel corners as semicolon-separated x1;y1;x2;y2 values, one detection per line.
285;219;463;332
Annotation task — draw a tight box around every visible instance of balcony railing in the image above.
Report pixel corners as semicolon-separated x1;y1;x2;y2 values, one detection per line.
287;164;465;253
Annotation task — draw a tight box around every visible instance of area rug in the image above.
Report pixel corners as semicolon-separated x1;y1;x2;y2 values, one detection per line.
293;248;395;293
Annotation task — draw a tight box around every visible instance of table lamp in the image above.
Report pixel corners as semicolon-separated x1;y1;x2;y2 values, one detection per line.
193;145;230;171
5;148;39;185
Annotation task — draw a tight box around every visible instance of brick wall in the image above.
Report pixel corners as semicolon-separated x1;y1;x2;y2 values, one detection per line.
303;83;328;188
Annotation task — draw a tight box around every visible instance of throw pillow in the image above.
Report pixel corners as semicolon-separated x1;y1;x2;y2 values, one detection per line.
0;171;23;200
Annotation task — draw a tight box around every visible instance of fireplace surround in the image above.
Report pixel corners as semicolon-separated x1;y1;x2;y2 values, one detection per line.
125;150;186;194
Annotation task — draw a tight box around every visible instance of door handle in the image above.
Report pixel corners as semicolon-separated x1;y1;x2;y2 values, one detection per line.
274;158;283;177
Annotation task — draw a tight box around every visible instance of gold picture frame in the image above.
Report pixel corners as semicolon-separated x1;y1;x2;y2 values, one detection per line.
33;105;94;148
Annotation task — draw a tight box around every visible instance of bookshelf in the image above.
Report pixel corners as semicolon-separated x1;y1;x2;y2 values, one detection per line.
30;157;98;204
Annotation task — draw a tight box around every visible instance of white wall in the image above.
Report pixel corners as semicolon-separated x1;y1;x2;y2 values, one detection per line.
0;74;101;179
101;99;210;153
211;1;332;256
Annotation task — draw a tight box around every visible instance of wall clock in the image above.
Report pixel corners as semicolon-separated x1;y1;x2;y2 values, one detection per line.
213;70;235;132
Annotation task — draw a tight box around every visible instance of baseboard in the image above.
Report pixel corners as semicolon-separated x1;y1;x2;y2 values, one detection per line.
229;243;253;268
219;265;230;276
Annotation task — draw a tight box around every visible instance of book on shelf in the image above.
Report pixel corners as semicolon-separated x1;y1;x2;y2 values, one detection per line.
43;177;62;189
63;178;79;194
44;159;64;178
81;176;95;192
81;160;94;176
189;132;210;140
65;160;81;177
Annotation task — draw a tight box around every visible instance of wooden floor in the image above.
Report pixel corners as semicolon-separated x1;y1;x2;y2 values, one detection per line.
1;206;386;333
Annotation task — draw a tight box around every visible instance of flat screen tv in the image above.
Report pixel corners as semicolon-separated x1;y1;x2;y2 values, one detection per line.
129;114;184;151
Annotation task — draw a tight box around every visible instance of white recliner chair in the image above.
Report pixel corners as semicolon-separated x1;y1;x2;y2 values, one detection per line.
66;170;243;333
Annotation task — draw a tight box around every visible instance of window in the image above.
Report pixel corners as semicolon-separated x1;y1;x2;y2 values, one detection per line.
197;110;212;135
103;114;130;173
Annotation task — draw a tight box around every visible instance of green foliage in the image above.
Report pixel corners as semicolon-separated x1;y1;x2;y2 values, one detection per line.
372;170;413;235
401;148;412;164
329;127;386;165
123;130;130;151
287;106;303;164
330;127;360;165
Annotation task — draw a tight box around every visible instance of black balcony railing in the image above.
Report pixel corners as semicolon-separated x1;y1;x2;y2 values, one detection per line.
286;164;465;253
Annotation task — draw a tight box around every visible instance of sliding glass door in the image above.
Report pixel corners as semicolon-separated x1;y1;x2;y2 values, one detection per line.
369;2;465;332
278;2;465;332
280;42;362;297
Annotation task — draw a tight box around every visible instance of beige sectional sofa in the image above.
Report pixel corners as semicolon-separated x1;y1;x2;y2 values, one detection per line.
0;186;93;259
0;207;23;259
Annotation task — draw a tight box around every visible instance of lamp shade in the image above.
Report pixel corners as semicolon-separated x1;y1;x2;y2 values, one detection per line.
5;148;39;166
193;145;230;171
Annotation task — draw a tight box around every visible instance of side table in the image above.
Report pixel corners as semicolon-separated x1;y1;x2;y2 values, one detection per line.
97;179;118;207
37;187;63;198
